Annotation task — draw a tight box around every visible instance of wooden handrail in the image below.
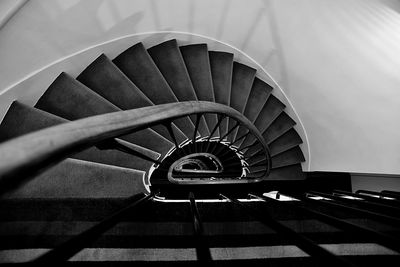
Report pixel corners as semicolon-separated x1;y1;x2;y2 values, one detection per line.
0;101;270;196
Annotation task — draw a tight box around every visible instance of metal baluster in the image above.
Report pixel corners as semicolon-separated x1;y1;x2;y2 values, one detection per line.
219;194;356;267
32;192;157;264
164;122;180;149
249;193;400;254
333;190;400;208
97;138;162;165
309;191;400;218
285;191;400;227
193;114;202;153
189;192;213;264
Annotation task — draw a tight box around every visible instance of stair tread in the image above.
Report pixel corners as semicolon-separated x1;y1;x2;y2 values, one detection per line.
269;129;303;157
77;54;153;110
251;164;305;181
148;40;197;104
240;95;286;149
180;43;218;137
269;164;305;180
113;42;195;139
148;39;209;136
271;146;305;169
263;112;296;144
34;73;172;155
243;78;273;122
3;158;147;199
254;95;286;133
0;102;157;170
179;44;215;103
0;101;66;143
228;62;257;141
35;72;119;119
235;78;273;146
209;51;233;136
77;54;187;144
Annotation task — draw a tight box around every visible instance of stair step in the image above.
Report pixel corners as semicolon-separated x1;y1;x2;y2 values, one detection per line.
243;78;274;122
246;146;305;173
0;102;157;170
147;40;197;104
77;54;153;110
113;42;195;139
235;78;273;145
76;146;157;171
263;112;296;144
2;158;147;199
35;72;118;119
240;96;285;150
271;146;305;169
0;220;357;249
209;51;233;137
180;43;218;137
0;246;396;265
34;73;172;156
254;95;286;133
269;129;303;157
77;54;187;144
228;62;256;141
268;164;305;180
0;101;66;143
148;39;209;136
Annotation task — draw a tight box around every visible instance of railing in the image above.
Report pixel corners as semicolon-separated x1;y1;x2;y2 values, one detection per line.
5;100;398;265
0;101;271;196
2;185;400;264
32;192;157;264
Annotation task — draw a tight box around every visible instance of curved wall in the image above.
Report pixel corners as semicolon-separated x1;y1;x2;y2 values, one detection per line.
0;0;400;174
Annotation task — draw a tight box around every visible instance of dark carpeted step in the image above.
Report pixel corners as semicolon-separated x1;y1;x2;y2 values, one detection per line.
1;220;365;249
180;43;218;137
76;54;186;144
262;112;296;144
112;42;195;139
2;159;147;199
246;145;305;170
254;95;286;133
0;101;66;143
239;95;285;150
269;129;303;157
235;78;273;146
227;62;256;141
148;39;209;137
209;51;233;137
34;73;172;156
0;102;156;170
268;164;305;180
271;146;305;169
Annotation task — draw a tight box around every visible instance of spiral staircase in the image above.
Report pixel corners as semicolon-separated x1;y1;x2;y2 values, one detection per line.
0;39;399;266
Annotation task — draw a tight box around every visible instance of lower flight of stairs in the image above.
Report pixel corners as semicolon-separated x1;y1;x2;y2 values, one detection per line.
0;38;306;190
1;194;399;266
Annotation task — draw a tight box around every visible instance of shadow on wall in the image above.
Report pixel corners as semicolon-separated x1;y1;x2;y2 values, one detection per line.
33;0;145;53
382;0;400;13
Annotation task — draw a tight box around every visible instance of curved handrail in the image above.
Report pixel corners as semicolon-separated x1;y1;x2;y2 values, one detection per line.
0;101;270;196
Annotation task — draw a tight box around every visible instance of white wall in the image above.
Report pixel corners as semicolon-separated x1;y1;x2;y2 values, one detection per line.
0;0;399;174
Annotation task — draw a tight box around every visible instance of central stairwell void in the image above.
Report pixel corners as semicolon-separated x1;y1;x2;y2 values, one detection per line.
1;39;398;266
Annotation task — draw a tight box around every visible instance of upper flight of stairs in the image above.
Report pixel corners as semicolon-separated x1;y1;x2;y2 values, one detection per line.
0;38;309;264
0;38;305;197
